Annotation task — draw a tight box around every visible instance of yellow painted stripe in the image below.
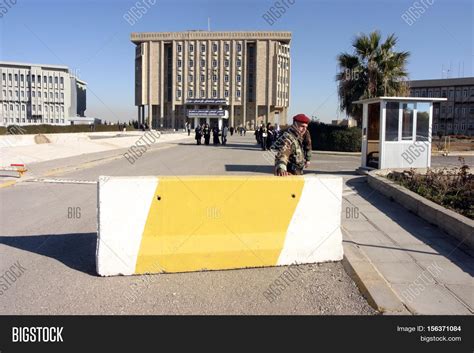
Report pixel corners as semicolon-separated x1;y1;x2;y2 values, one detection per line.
135;176;304;274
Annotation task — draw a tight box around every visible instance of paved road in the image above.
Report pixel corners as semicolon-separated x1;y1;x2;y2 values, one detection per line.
0;134;377;315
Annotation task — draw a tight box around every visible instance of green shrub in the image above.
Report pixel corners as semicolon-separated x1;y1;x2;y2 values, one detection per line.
387;158;473;219
307;122;361;152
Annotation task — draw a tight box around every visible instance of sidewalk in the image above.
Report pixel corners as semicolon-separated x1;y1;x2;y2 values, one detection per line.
0;131;190;166
341;176;473;315
0;133;194;188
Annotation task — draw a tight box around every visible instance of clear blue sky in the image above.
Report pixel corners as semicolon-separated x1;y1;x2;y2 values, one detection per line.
1;0;472;123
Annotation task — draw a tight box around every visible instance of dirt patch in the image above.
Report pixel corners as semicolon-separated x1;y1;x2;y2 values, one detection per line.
34;134;51;144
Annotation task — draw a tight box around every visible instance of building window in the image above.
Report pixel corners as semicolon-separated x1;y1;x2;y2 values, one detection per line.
212;60;217;68
177;74;182;83
224;90;229;98
225;43;229;52
177;44;182;52
21;91;24;98
201;44;206;52
189;74;193;82
224;60;229;67
2;73;5;81
49;76;52;84
201;90;205;97
189;59;193;67
15;91;19;98
236;74;241;82
61;93;64;99
213;74;217;82
14;74;18;82
188;89;193;98
8;74;12;82
200;74;205;82
33;104;36;111
60;77;64;85
236;90;241;98
54;77;58;84
212;43;217;52
201;60;205;68
20;74;24;82
43;76;47;84
55;92;58;99
189;44;194;52
212;90;217;98
38;91;41;98
32;91;35;98
31;75;35;83
178;59;182;67
39;105;42;112
224;74;229;82
237;43;242;52
237;59;241;67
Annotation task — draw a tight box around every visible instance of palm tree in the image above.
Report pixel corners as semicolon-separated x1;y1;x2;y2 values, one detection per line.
336;31;410;125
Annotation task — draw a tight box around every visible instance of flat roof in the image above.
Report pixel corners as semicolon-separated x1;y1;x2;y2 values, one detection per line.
409;77;474;88
353;96;447;104
131;31;292;43
0;61;70;72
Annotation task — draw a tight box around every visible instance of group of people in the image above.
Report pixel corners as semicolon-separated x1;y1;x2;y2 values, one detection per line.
255;123;281;151
194;123;229;145
190;113;313;176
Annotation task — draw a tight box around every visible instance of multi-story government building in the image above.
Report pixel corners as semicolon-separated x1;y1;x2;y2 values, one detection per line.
409;77;474;136
131;31;291;130
0;61;87;126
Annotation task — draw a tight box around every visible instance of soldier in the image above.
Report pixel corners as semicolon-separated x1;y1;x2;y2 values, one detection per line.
274;114;310;176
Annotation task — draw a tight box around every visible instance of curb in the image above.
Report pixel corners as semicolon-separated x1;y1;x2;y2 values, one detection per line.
367;170;474;250
342;231;411;315
313;150;361;156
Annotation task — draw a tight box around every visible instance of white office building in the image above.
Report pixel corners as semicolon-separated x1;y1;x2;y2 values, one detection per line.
0;61;87;126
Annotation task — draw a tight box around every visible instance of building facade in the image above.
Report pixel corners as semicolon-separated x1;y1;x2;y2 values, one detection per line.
409;77;474;136
131;31;291;130
0;61;87;126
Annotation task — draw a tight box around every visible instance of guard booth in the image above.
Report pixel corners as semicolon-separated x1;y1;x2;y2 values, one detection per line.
185;98;229;130
354;97;446;170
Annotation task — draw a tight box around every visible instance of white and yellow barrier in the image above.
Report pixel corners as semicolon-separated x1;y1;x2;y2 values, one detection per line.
96;175;343;276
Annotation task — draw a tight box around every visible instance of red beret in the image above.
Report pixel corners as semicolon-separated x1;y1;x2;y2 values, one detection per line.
293;114;310;124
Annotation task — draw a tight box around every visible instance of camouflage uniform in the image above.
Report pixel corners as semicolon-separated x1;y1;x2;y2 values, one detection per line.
302;130;312;163
274;126;306;175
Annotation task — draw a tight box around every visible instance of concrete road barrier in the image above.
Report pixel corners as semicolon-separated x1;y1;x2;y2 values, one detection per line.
96;175;343;276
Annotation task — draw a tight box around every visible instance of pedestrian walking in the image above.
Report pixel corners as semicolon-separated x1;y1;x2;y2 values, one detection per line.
222;125;228;145
195;124;202;145
203;123;211;145
212;126;220;145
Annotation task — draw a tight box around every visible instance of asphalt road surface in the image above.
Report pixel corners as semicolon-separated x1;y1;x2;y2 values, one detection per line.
3;133;467;315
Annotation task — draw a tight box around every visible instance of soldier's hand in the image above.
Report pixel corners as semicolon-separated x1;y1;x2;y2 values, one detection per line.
304;161;310;168
276;168;289;176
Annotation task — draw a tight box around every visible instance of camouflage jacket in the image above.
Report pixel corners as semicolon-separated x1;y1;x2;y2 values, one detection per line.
274;126;306;175
302;130;312;162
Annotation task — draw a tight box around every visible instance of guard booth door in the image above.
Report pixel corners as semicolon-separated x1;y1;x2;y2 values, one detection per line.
366;103;380;168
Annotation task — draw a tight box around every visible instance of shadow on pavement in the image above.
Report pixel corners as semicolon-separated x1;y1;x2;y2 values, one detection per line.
225;164;274;174
345;178;474;276
0;233;97;275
